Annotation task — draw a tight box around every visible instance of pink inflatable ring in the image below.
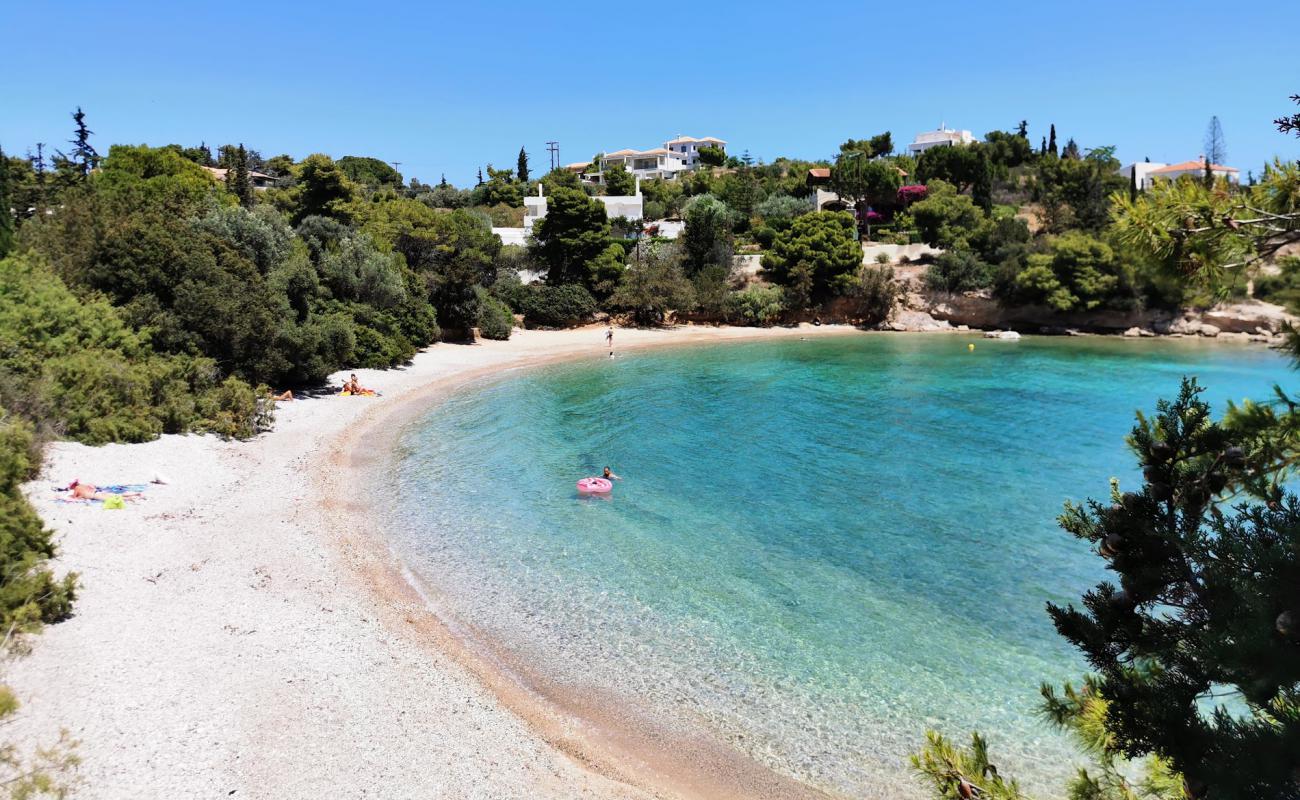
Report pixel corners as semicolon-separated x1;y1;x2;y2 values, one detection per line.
577;477;613;494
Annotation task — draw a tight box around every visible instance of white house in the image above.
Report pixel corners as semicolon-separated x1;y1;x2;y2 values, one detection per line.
597;148;688;182
1117;161;1169;191
523;181;644;234
1117;157;1240;190
664;135;727;168
907;124;976;155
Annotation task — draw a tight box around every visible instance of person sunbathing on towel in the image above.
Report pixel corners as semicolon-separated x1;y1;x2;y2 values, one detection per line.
65;480;142;501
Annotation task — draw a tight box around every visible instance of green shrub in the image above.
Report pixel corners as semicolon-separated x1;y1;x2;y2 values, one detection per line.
1252;257;1300;313
476;288;515;340
490;270;530;312
924;251;993;293
519;283;597;328
0;410;76;633
724;285;786;326
852;266;898;325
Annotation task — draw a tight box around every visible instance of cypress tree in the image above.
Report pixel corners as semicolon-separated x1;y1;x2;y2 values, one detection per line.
231;143;254;208
0;146;14;258
516;147;530;185
972;152;993;211
1040;135;1047;155
1130;164;1138;202
1203;155;1214;188
1048;124;1058;157
31;143;47;214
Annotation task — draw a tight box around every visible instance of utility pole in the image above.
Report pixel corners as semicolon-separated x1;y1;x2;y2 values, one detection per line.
546;141;560;171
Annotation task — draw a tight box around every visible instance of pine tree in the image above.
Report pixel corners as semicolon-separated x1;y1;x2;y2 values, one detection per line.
0;145;14;258
66;106;99;177
1049;379;1300;800
516;147;530;185
1016;120;1028;138
1061;138;1080;160
1048;124;1058;157
476;167;484;186
439;173;448;188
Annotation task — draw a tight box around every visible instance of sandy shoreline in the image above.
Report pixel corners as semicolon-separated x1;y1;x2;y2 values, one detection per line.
10;323;866;800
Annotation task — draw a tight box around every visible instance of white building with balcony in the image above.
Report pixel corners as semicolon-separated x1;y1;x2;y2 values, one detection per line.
597;148;688;182
664;135;727;168
907;124;976;155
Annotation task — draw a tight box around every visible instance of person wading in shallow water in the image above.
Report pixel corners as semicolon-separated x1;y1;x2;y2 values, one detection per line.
602;466;621;481
605;325;614;358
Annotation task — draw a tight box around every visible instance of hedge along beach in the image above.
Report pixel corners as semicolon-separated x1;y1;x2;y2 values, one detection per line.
11;324;865;800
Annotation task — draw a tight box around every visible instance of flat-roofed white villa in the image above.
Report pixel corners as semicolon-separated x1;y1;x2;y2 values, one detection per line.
589;135;728;184
907;123;976;155
599;148;688;181
1116;156;1240;190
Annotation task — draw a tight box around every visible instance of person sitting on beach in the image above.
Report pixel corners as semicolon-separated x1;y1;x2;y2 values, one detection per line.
342;374;371;395
271;389;293;402
602;466;621;481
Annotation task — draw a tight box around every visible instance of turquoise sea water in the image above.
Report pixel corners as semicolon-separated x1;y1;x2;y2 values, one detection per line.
382;335;1289;798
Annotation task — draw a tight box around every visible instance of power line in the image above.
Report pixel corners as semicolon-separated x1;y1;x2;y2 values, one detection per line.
546;141;560;171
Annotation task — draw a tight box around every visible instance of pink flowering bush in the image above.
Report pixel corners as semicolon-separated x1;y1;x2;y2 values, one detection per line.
897;184;928;205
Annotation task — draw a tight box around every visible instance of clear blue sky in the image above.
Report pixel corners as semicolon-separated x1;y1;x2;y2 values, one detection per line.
2;0;1297;187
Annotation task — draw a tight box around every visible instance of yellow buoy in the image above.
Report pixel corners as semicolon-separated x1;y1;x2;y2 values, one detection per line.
968;343;975;351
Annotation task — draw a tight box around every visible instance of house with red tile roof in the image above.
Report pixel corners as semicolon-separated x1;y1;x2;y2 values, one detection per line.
1117;156;1239;190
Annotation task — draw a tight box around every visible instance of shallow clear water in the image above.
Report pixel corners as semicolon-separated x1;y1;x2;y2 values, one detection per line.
382;335;1288;798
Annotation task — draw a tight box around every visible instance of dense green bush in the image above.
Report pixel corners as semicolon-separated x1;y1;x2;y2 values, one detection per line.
1005;232;1136;312
724;285;786;326
1252;257;1300;313
924;251;993;293
851;266;898;325
610;243;696;325
518;283;597;328
0;255;266;443
476;288;515;340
